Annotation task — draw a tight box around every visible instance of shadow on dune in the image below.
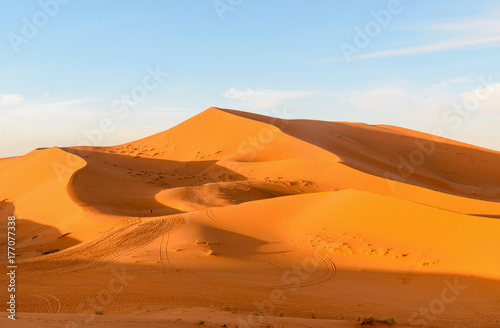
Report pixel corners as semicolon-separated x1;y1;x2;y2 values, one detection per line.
0;200;15;221
192;224;292;258
62;149;247;217
217;108;500;203
0;201;81;261
15;219;82;260
469;214;500;219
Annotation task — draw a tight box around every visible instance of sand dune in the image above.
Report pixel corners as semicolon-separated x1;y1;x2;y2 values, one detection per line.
1;107;499;327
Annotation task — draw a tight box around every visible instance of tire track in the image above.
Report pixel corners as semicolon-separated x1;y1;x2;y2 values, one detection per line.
268;251;337;289
49;294;61;313
105;217;182;258
22;216;183;274
158;228;176;273
32;294;61;313
32;295;52;313
205;209;237;232
297;251;337;288
240;257;283;277
158;232;167;273
163;230;175;272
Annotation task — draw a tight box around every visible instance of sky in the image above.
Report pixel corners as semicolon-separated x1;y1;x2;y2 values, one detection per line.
1;0;499;157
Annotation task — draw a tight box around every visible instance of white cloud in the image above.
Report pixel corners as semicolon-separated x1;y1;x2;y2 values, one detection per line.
459;84;500;114
350;13;500;60
428;19;500;32
223;87;321;109
0;94;23;106
348;78;500;128
449;77;470;84
174;83;190;91
346;81;459;115
347;82;456;116
355;35;500;60
418;79;500;116
349;86;417;112
0;97;105;128
139;106;190;113
7;99;98;122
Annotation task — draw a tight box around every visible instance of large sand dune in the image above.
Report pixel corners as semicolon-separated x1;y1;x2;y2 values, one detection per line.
1;107;499;327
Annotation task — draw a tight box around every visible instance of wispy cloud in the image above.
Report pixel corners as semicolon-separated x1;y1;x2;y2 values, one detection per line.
350;13;500;60
0;94;23;106
428;19;500;32
348;77;500;117
355;35;500;60
223;87;321;109
0;98;100;124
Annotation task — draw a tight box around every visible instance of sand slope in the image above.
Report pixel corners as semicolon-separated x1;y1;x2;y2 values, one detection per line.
1;107;499;327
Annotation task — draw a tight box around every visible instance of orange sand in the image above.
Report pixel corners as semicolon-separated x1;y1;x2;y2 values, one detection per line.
1;107;499;327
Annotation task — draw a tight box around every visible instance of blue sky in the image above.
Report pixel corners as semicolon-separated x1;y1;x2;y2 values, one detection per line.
1;0;499;157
